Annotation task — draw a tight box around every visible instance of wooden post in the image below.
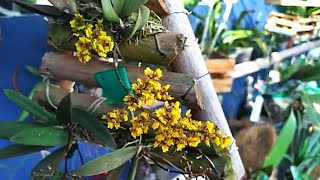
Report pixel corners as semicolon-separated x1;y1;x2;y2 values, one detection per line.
162;0;245;179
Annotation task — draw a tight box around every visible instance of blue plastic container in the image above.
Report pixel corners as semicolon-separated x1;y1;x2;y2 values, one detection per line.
0;14;48;180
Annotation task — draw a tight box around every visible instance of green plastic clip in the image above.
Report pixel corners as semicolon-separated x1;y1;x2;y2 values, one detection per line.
94;66;132;105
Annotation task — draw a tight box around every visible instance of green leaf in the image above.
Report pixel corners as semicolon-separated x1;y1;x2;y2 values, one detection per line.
19;82;43;122
128;156;139;180
26;65;41;77
56;93;72;125
297;137;310;163
10;127;69;146
111;0;126;16
301;93;320;125
71;146;138;176
0;144;50;159
125;5;150;40
71;108;117;149
119;0;148;18
101;0;121;24
106;165;125;180
4;89;58;125
290;166;313;180
0;121;42;139
292;63;320;82
32;146;66;177
263;110;297;169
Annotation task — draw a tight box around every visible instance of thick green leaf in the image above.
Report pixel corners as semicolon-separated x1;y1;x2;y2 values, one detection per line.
125;5;150;40
19;82;43;122
106;165;125;180
71;108;117;149
119;0;148;18
101;0;121;23
0;144;50;159
0;121;44;139
263;110;297;168
56;93;72;125
4;89;58;125
128;156;139;180
32;146;66;177
10;127;69;146
71;146;138;176
111;0;126;16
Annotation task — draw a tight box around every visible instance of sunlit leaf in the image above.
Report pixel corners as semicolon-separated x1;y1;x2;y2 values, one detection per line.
263;110;297;169
71;146;138;176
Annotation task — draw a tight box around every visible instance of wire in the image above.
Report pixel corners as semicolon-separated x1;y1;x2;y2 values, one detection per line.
181;72;209;100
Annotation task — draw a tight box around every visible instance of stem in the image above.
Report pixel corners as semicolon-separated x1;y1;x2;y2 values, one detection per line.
143;154;188;175
112;45;131;94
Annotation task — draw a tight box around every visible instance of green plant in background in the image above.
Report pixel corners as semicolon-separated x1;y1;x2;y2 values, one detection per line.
192;3;270;60
215;10;270;58
182;0;201;11
277;6;320;17
252;56;320;179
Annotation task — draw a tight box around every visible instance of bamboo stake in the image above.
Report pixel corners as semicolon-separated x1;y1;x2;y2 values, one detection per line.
161;0;245;179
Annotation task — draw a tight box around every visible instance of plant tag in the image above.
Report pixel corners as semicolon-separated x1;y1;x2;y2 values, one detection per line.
250;95;264;123
94;66;132;105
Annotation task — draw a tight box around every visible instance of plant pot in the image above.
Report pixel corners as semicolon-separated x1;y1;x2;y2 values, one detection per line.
205;59;235;93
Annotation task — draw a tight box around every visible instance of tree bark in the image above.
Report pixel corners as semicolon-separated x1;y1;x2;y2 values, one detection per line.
40;52;199;109
146;0;169;16
162;0;245;179
33;84;118;116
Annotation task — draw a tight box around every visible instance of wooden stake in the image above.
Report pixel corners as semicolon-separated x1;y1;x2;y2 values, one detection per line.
161;0;245;179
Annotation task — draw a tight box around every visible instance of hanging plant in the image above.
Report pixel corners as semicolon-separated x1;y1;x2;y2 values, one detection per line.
0;67;234;179
14;0;185;66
